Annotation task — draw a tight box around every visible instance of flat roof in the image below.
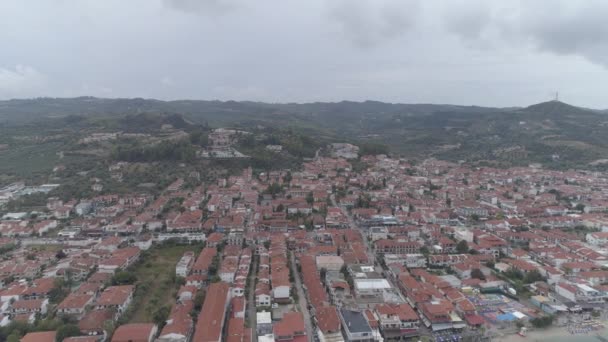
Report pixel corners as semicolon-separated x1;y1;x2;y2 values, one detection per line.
257;311;272;324
354;278;391;290
340;308;372;334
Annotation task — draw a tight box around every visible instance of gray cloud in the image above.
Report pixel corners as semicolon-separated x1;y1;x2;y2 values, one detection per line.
328;0;421;48
442;1;608;67
162;0;241;15
517;2;608;66
0;0;607;107
0;65;46;98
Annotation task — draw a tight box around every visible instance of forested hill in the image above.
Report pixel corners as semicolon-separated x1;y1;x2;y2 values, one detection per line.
0;97;607;169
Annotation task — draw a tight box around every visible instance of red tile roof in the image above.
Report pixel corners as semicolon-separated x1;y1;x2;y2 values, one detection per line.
111;323;156;342
315;306;341;333
193;282;230;342
20;331;56;342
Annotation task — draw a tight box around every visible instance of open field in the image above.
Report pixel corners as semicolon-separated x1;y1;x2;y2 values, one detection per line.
128;243;204;323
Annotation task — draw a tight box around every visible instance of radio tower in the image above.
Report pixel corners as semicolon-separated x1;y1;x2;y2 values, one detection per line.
554;91;559;102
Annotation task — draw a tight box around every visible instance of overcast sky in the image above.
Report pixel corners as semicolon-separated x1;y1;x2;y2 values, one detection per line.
1;0;607;108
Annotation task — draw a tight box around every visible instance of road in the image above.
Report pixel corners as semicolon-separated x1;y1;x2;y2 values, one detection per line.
330;194;376;264
246;256;258;340
289;251;315;340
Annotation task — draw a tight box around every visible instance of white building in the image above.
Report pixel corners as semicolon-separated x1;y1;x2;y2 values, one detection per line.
556;282;608;304
256;293;271;307
453;227;474;243
354;278;392;297
369;227;389;241
175;252;195;277
586;232;608;246
257;311;273;336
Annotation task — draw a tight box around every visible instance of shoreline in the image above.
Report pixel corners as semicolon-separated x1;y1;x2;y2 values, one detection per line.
496;324;607;342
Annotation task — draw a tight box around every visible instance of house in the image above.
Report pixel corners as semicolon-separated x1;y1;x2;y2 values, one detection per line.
375;303;420;339
374;239;421;255
586;232;608;246
111;323;158;342
78;308;114;336
273;311;307;342
315;306;344;342
226;317;251;342
271;270;291;304
257;311;273;336
63;337;99;342
98;247;141;273
191;248;217;278
175;252;195;277
339;308;374;342
10;298;48;316
255;283;272;307
555;282;608;304
418;300;454;331
177;285;198;302
20;331;56;342
156;300;194;342
56;293;94;318
192;282;231;342
95;285;134;320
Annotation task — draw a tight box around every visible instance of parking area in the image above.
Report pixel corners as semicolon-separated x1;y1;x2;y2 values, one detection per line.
432;329;463;342
467;293;539;325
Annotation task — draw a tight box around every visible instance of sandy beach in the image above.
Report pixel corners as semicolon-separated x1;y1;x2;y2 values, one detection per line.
496;324;608;342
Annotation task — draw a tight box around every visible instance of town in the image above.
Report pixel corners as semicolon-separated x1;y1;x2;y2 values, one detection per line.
2;151;608;342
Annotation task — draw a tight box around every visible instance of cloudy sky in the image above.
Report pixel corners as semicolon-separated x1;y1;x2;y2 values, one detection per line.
1;0;607;108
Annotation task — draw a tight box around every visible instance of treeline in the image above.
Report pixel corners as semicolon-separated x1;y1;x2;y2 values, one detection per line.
359;142;389;156
111;139;195;162
238;129;321;159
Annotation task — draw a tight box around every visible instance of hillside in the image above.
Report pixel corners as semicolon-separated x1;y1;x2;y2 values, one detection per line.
0;98;607;172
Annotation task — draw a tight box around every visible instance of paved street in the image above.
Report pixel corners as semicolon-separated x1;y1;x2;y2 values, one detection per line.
247;256;258;340
289;251;315;340
331;194;376;264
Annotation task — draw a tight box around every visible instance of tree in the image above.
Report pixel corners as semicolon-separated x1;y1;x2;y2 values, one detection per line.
265;183;283;197
575;203;586;212
320;268;327;283
306;192;314;205
111;271;137;285
530;315;554;328
524;269;544;284
193;291;206;313
56;324;81;341
505;268;524;280
276;204;284;213
49;278;69;304
189;129;209;147
471;268;485;280
283;171;292;184
359;142;389;156
55;250;67;259
175;276;186;287
153;306;171;327
419;246;430;256
456;240;469;254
